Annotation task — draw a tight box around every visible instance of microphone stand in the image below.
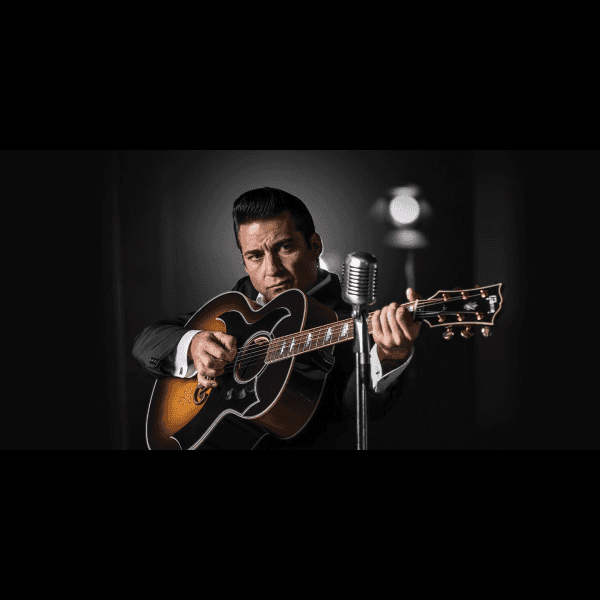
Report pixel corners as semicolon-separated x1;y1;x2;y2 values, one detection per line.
352;304;370;450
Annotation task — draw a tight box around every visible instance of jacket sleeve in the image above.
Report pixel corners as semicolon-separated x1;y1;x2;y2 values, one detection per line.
132;311;196;378
333;340;406;422
132;280;254;380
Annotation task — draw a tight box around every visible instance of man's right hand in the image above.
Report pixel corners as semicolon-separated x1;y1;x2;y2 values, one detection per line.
188;331;237;389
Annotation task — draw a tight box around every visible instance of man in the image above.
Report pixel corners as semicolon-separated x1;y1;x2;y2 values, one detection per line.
133;187;421;449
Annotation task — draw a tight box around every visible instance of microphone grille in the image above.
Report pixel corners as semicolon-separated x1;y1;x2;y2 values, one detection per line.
342;252;378;305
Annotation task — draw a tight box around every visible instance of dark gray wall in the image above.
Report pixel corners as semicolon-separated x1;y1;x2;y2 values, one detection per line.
8;149;591;450
116;150;478;450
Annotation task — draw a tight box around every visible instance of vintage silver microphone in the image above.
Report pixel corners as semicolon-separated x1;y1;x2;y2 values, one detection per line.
341;252;378;450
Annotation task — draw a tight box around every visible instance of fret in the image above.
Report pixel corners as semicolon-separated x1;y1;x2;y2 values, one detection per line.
304;332;313;351
339;321;350;343
266;313;372;363
317;327;325;348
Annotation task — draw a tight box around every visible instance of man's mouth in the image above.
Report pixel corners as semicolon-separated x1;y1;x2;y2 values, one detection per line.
270;280;291;289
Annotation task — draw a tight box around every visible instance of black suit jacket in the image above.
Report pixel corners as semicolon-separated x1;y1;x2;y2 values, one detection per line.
132;271;407;449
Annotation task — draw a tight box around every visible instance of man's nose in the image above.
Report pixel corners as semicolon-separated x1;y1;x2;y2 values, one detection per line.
264;251;284;275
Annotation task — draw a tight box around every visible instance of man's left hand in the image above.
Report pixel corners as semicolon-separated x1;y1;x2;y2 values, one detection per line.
372;288;422;371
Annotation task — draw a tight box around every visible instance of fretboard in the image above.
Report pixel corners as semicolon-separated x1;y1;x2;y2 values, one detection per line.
265;305;421;364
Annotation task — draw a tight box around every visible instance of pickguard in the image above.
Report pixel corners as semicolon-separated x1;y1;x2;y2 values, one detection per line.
218;306;289;348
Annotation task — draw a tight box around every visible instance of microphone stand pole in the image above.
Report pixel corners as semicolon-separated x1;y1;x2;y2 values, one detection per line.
352;304;370;450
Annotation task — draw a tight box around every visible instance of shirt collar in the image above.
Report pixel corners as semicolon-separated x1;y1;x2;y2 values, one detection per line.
255;268;331;307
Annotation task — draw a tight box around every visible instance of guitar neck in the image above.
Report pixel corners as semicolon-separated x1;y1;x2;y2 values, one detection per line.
264;283;503;363
265;306;414;364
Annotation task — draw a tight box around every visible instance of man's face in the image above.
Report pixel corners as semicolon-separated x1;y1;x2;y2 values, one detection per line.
239;211;322;303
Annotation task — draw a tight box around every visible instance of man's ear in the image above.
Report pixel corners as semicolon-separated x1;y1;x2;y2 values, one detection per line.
310;232;323;258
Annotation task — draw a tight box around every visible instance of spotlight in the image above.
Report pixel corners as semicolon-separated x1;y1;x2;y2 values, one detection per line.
389;194;420;226
370;183;434;292
370;184;432;229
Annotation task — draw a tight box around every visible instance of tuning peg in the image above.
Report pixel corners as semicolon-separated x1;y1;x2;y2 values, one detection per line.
443;326;454;340
461;325;474;339
481;326;492;338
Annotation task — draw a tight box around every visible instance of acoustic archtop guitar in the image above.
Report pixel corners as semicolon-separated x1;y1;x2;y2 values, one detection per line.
146;284;503;450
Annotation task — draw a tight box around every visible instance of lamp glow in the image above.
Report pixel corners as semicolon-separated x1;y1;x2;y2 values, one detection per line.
389;194;420;226
384;228;429;249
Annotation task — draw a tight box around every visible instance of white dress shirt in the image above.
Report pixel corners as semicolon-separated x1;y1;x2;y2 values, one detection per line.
171;271;414;393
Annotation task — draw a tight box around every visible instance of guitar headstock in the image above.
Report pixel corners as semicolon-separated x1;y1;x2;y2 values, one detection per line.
409;284;503;339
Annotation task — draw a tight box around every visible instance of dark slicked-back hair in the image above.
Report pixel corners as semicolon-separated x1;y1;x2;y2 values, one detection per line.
233;187;317;259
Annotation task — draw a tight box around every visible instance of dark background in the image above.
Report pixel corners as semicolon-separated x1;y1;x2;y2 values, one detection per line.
6;149;596;449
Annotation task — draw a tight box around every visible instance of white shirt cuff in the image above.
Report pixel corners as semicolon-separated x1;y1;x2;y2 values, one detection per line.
370;345;414;394
173;330;202;378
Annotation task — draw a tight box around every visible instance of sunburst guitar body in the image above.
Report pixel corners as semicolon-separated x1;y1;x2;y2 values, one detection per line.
145;289;337;450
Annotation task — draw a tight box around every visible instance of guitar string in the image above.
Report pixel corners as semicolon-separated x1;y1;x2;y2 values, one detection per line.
197;292;496;380
204;292;495;375
216;311;482;376
263;291;491;350
213;292;493;371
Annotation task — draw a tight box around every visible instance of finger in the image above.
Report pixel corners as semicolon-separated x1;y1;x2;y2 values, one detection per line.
378;306;397;348
395;305;421;341
197;371;218;389
198;360;221;379
406;287;422;302
191;352;222;388
213;331;237;351
212;332;238;361
385;304;403;347
203;355;226;374
203;338;235;363
371;310;383;344
405;289;422;331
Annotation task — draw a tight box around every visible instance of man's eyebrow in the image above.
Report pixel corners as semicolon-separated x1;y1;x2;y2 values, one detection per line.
274;237;295;247
244;238;295;256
